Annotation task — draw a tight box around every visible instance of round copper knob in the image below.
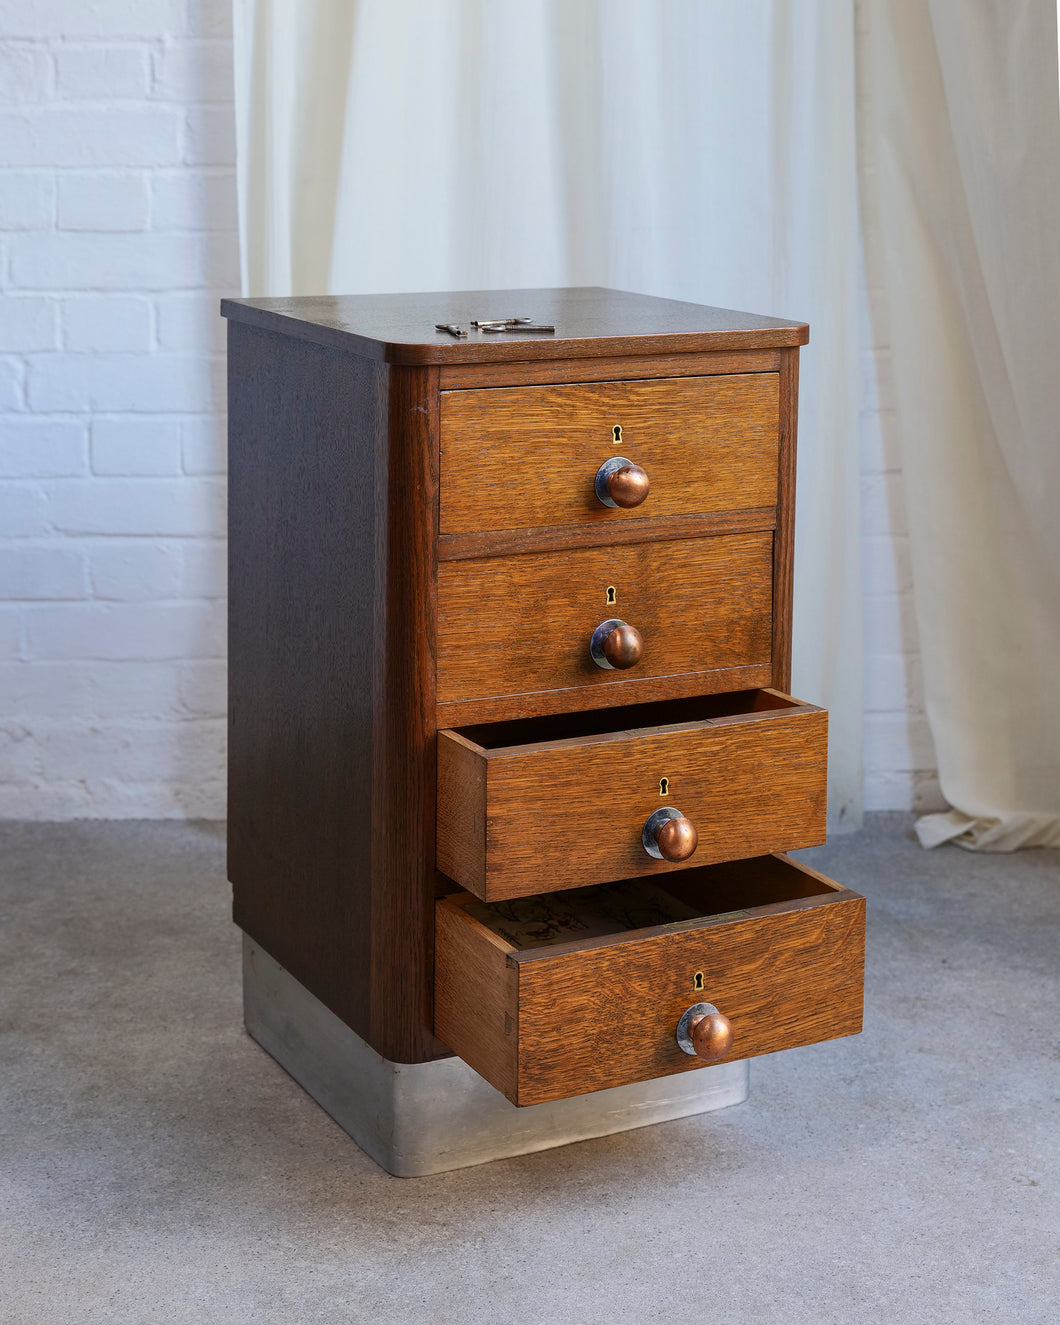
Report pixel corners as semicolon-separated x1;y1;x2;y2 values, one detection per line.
689;1011;734;1060
594;456;651;509
607;463;650;508
642;807;699;861
676;1002;734;1061
590;618;643;670
603;621;643;668
656;815;698;861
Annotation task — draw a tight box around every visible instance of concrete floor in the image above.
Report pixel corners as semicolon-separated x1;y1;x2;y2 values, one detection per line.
0;815;1057;1324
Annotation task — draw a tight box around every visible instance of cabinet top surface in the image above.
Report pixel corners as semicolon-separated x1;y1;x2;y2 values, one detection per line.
221;286;809;365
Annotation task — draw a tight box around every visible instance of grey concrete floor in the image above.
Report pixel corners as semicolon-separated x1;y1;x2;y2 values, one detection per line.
1;815;1057;1324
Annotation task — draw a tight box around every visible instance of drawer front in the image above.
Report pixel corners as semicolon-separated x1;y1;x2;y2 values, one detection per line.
435;856;865;1106
436;532;773;710
437;690;827;901
439;373;779;535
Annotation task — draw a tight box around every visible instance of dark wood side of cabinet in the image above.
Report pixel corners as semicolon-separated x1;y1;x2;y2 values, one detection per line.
227;321;444;1064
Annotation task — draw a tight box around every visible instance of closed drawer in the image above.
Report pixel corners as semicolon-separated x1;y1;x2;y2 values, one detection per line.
436;532;773;715
435;855;865;1106
439;373;779;535
437;688;826;901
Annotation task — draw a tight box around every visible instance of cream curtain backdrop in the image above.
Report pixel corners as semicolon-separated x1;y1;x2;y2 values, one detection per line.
232;0;866;831
860;0;1060;849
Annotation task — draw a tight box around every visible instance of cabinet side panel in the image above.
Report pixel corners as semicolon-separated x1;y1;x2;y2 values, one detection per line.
227;321;386;1042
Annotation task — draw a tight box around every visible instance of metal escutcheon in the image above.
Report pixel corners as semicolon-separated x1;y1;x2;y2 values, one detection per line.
594;456;636;507
676;1002;722;1057
590;618;642;669
642;806;682;858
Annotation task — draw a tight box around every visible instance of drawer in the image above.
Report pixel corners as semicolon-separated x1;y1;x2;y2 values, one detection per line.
439;373;779;535
436;532;773;713
434;855;865;1105
437;688;826;901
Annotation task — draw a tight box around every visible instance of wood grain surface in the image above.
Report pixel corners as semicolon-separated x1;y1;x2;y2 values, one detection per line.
433;855;864;1106
434;890;518;1101
515;868;864;1104
227;324;447;1065
436;532;773;710
435;663;775;729
771;347;800;692
439;349;781;390
439;373;779;536
227;322;383;1051
436;729;489;898
368;362;447;1062
436;690;827;900
438;507;775;563
222;286;809;366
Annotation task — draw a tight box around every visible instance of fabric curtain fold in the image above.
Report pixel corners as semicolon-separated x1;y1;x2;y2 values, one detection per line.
858;0;1060;849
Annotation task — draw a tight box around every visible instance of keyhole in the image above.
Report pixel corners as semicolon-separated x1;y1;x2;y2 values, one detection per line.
693;971;704;992
612;424;623;444
659;777;669;797
605;585;617;606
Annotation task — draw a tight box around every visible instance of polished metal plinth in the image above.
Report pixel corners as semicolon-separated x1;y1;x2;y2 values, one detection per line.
242;935;750;1177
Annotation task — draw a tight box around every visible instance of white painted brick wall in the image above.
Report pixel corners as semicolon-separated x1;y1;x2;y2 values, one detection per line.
0;0;236;817
1;1;939;819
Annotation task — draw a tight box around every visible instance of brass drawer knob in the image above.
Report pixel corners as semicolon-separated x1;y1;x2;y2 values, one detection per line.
642;806;699;861
594;456;650;509
590;618;643;670
676;1002;734;1061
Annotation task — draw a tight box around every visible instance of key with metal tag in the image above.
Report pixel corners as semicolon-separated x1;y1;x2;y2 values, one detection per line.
480;322;555;333
471;318;533;330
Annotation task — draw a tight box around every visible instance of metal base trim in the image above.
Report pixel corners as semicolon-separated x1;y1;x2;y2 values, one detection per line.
242;934;749;1177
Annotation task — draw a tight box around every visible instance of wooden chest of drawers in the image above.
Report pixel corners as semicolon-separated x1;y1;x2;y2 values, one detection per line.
223;287;864;1119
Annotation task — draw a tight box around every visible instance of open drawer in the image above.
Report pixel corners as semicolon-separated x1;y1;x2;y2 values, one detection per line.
437;688;827;901
434;854;865;1106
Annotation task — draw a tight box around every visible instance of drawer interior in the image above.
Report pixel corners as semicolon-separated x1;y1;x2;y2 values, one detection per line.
452;854;844;957
450;687;806;752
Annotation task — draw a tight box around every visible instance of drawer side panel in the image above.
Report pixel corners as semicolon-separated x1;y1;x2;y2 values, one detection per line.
434;900;519;1102
437;732;487;896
